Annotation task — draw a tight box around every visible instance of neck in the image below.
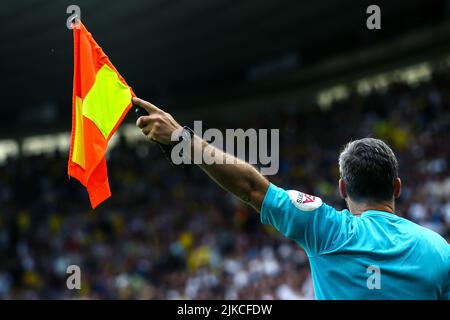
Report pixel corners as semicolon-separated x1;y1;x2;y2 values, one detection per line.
348;199;395;216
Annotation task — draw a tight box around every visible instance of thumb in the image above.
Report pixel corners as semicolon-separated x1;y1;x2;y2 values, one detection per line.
133;97;162;114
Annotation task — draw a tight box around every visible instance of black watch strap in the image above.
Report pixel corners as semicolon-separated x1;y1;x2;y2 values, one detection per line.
159;126;194;165
181;126;194;141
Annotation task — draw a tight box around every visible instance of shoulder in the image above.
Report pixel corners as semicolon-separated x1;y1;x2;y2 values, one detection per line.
406;219;450;263
262;183;331;217
261;183;354;255
262;183;351;221
413;220;448;248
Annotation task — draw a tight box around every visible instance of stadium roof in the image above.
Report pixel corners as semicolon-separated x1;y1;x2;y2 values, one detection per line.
0;0;449;138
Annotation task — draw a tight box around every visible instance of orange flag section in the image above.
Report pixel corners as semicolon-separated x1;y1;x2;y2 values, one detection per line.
68;21;134;208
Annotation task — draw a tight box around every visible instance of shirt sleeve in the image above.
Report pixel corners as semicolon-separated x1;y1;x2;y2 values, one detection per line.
261;183;350;256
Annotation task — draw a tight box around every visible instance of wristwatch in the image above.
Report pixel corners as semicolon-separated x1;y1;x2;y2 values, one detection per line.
134;104;194;165
180;126;195;143
158;126;194;165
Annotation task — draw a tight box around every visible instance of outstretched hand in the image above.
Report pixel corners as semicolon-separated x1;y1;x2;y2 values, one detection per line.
134;97;182;145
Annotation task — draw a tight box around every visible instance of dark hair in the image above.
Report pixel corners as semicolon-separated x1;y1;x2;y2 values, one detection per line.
338;138;398;202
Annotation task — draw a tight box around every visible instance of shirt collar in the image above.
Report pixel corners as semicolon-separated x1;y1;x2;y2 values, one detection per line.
360;210;396;218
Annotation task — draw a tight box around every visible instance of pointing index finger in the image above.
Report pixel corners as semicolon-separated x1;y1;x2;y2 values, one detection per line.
132;97;162;114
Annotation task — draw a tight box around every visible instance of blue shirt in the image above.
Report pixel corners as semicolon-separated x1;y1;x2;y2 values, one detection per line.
261;183;450;300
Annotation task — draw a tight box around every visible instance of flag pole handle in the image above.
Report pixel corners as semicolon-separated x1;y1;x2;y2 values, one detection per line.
134;105;174;164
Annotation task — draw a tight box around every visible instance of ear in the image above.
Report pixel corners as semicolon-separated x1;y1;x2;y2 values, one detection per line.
394;177;402;199
339;179;347;200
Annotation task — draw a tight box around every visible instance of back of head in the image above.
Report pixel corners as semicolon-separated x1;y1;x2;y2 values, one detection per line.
339;138;399;203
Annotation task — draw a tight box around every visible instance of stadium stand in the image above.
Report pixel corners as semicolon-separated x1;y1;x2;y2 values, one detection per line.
0;66;449;299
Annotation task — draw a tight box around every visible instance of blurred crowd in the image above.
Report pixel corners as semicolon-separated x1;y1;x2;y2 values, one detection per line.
0;70;449;299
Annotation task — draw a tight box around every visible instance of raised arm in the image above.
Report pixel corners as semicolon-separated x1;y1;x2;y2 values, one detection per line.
134;97;270;212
